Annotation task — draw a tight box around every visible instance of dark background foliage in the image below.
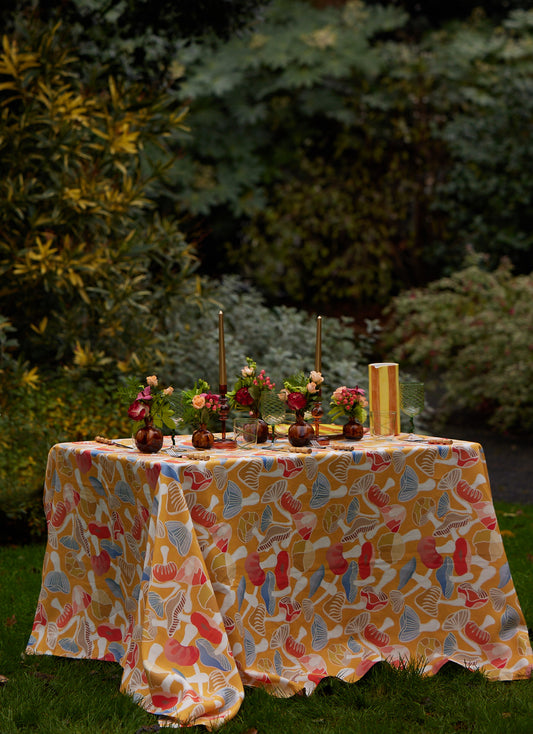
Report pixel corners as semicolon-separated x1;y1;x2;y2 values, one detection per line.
1;0;533;533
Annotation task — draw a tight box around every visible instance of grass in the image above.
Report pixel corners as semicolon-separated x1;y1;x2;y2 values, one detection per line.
1;502;532;734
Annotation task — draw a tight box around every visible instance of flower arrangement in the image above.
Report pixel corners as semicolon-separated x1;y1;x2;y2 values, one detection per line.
179;379;221;429
228;357;275;416
279;370;324;415
121;374;176;432
329;385;368;424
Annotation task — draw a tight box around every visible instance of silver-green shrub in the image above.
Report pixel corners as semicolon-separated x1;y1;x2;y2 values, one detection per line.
385;255;533;432
156;275;374;401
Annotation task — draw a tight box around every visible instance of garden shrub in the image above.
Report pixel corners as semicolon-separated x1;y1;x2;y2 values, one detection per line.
0;315;131;531
168;3;533;310
0;19;197;378
385;255;533;432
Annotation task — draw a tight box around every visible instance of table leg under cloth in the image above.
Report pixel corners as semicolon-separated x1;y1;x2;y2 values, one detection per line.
26;438;533;728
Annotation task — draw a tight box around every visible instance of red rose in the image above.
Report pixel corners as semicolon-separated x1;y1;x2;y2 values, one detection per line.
287;392;307;411
235;387;254;406
128;400;150;421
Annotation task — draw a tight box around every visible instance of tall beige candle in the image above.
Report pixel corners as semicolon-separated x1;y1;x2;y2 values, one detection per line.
218;311;227;386
315;315;322;372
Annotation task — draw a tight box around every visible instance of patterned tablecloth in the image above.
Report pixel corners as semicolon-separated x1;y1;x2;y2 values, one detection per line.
27;433;533;728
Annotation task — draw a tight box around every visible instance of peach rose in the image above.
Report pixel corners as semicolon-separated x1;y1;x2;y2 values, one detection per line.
192;394;206;409
146;375;158;387
310;370;323;385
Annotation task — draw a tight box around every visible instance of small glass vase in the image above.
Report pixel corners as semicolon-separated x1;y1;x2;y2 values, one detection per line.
134;418;164;453
251;411;269;443
288;410;315;447
342;416;364;441
191;423;215;450
234;413;270;445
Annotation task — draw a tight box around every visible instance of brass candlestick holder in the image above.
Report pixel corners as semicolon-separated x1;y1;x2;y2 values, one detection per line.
214;386;237;449
311;390;329;445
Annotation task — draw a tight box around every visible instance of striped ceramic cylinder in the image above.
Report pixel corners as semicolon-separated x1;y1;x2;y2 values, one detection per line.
368;362;401;435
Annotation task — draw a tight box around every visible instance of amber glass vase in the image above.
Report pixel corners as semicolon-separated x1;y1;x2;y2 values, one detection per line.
191;424;215;450
287;410;315;447
134;418;164;453
342;416;364;441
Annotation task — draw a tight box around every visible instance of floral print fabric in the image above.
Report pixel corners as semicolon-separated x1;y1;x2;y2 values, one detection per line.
27;435;533;728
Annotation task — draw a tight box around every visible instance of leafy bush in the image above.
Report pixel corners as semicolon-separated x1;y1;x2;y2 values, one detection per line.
429;14;533;275
385;255;533;432
0;317;131;530
169;3;533;310
0;19;197;378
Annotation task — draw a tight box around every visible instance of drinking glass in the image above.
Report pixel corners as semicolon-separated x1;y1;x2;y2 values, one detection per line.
260;392;287;440
399;382;425;434
369;411;396;438
233;415;262;446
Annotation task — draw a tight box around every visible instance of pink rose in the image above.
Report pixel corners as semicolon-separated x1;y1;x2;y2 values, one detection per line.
235;387;254;406
136;386;152;401
287;392;307;411
128;400;150;421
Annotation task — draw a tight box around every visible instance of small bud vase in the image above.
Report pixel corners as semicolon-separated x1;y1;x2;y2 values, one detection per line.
134;418;164;453
342;416;364;441
288;410;315;447
191;423;215;450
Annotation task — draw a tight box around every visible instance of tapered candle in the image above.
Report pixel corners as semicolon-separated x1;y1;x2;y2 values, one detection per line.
315;315;322;372
218;310;227;387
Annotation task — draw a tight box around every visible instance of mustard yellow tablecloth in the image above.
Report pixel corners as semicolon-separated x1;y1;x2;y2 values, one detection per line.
27;434;533;728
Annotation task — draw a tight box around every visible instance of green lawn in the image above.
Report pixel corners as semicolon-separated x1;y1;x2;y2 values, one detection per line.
1;502;532;734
